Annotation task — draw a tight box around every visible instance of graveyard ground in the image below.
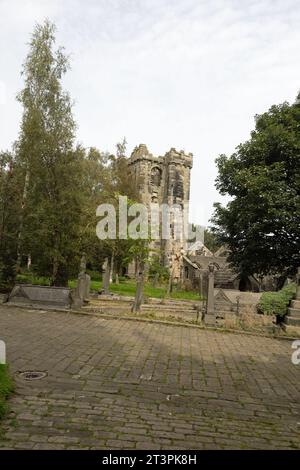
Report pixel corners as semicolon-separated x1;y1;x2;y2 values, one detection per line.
16;272;201;301
0;305;299;450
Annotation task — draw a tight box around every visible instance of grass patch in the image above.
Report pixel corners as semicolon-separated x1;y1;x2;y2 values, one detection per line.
0;364;14;420
257;283;296;317
16;273;51;286
77;279;201;301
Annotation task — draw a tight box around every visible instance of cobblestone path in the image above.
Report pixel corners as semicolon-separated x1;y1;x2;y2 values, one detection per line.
0;306;299;449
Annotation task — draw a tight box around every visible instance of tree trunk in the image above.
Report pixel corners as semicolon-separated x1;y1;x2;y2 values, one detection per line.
132;262;145;313
167;269;173;296
52;262;68;287
16;170;30;273
110;254;114;283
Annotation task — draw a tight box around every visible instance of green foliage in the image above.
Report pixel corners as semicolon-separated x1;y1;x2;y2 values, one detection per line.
80;140;142;278
16;272;51;286
0;152;24;290
257;283;296;317
148;255;170;283
204;229;222;253
16;20;83;286
212;99;300;278
0;365;14;420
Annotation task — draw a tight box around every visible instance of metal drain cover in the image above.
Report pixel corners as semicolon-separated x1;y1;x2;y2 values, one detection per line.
18;371;47;381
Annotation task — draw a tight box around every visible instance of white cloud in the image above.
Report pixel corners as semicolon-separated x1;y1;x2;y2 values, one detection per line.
0;0;300;225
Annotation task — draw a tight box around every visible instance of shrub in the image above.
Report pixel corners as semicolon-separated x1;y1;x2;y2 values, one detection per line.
257;283;296;317
0;364;14;420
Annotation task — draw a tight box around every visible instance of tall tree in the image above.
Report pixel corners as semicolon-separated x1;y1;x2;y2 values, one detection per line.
0;151;23;289
212;98;300;280
16;20;83;286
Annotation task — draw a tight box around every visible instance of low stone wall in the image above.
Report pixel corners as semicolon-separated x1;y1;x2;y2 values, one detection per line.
7;284;72;309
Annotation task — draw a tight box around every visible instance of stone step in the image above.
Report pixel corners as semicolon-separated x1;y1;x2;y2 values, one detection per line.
284;316;300;326
142;305;196;313
148;300;200;306
283;324;300;335
97;296;200;307
93;299;201;312
291;299;300;309
97;295;133;303
92;302;131;309
287;308;300;318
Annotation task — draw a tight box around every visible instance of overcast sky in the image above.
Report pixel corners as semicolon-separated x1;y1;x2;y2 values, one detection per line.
1;0;300;226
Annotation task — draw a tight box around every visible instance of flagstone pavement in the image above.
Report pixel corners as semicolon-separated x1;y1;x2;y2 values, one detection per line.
0;305;299;450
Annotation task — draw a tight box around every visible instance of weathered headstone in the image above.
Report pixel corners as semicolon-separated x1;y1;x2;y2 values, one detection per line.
71;254;91;308
101;257;111;295
0;340;6;365
8;284;71;309
131;264;145;313
205;263;217;325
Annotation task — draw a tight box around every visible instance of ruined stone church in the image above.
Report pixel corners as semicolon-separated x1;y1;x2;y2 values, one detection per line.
127;144;193;279
126;144;266;292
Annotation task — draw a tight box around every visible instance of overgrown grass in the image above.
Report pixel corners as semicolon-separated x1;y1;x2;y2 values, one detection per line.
16;273;52;286
0;365;14;420
16;272;201;301
257;283;296;317
70;278;201;300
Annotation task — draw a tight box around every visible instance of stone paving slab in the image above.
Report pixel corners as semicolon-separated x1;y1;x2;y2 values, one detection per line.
0;306;299;450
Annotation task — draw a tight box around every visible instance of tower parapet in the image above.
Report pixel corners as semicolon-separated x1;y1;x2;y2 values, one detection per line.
164;148;193;169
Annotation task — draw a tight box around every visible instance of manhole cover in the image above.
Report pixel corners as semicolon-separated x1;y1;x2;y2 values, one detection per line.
18;371;47;381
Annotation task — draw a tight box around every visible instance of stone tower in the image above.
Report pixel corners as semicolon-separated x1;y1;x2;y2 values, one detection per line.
127;144;193;276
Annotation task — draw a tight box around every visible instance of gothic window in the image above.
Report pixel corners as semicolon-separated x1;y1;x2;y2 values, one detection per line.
150;167;162;187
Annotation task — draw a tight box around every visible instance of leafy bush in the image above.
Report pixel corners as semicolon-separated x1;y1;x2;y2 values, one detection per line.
148;255;170;283
0;364;14;420
257;283;296;317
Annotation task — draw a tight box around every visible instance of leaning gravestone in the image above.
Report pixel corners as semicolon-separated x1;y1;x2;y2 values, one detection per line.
8;284;71;309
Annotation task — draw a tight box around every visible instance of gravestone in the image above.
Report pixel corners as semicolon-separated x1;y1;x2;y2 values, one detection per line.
8;284;71;309
214;289;235;315
0;340;5;364
205;263;217;325
71;254;91;309
100;257;111;295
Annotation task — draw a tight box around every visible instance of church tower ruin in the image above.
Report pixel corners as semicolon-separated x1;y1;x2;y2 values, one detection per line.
127;144;193;277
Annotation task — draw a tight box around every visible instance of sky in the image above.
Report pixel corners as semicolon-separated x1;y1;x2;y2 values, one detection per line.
0;0;300;226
